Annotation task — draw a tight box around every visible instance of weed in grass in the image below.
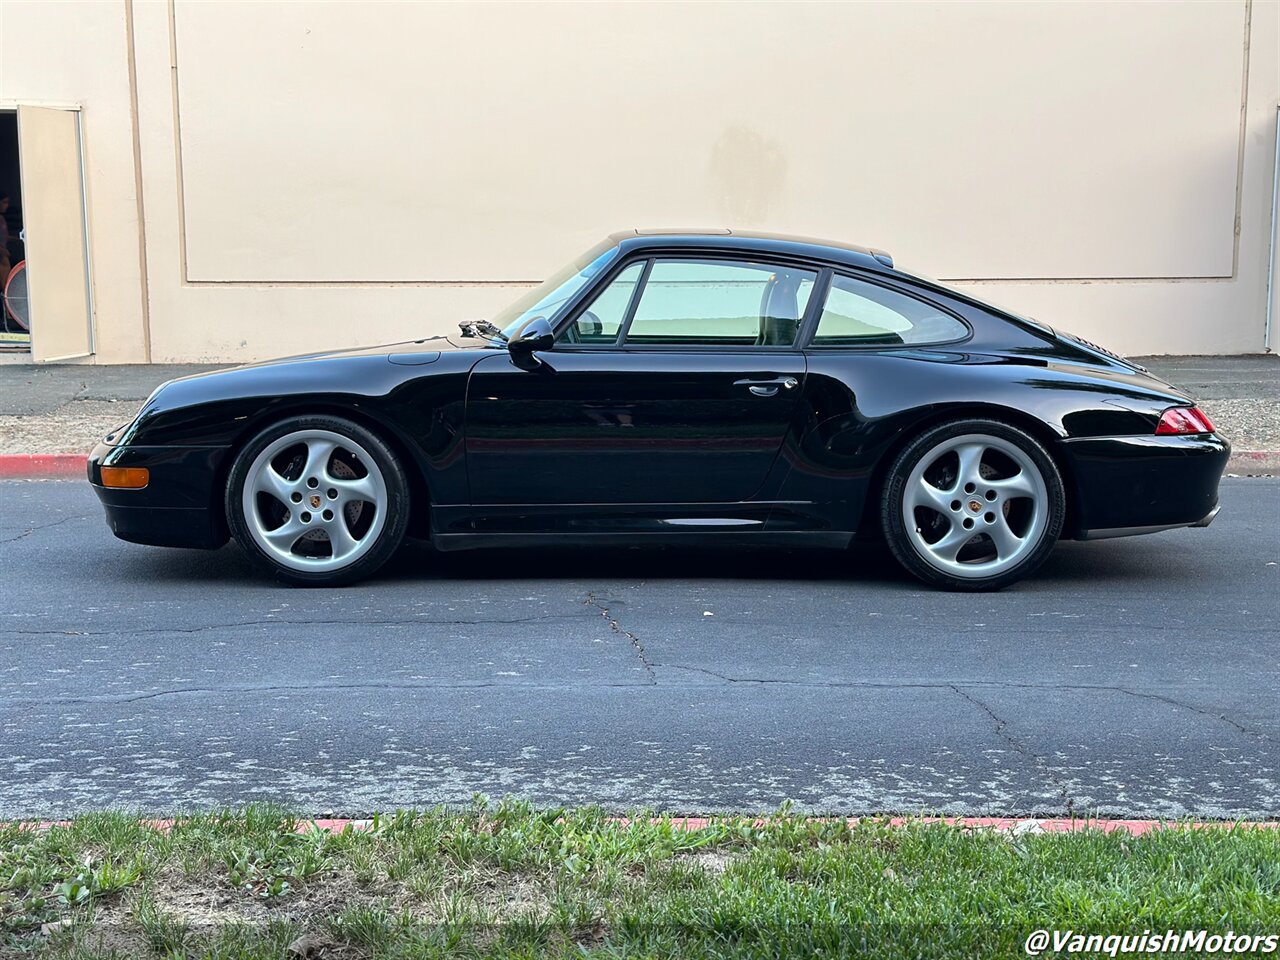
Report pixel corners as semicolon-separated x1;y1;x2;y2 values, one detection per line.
191;917;303;960
87;858;144;898
217;824;332;901
342;843;383;890
53;878;91;908
135;891;192;956
327;901;414;949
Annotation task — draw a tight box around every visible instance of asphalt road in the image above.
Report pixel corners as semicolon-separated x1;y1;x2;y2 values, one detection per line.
1;478;1277;819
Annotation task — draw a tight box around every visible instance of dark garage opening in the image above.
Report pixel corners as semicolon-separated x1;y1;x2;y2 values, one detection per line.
0;111;29;349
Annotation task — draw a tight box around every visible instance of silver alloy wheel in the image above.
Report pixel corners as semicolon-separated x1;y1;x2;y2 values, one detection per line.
240;428;388;573
901;433;1049;580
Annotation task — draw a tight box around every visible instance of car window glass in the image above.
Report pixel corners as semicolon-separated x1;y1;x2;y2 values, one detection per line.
624;260;816;346
562;262;644;344
813;274;967;346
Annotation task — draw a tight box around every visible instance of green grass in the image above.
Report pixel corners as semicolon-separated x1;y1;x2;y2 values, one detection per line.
1;800;1277;958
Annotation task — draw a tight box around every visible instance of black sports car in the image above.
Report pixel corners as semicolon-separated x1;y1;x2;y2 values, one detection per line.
88;229;1228;590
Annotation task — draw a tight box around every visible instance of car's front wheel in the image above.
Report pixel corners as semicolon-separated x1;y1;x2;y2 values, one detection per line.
226;415;410;586
881;419;1065;591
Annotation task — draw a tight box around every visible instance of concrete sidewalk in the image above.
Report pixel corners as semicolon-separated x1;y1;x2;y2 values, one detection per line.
0;363;227;468
0;355;1275;472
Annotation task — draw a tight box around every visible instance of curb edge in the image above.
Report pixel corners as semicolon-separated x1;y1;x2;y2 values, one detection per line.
0;454;87;479
1224;450;1280;476
23;815;1280;838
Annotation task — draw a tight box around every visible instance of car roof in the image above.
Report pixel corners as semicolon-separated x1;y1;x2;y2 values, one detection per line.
608;228;896;272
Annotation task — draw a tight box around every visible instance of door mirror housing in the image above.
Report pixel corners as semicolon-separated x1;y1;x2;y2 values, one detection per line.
508;316;555;355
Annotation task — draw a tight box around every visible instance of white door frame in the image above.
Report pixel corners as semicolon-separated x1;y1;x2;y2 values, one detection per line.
7;102;95;362
1267;103;1280;354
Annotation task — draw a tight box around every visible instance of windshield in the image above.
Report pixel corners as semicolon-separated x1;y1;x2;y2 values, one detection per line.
493;240;620;338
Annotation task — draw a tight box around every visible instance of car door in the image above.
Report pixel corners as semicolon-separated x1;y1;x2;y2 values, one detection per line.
464;256;818;518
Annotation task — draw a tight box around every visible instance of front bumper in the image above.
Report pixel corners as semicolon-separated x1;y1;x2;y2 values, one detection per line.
87;441;230;549
1064;433;1230;540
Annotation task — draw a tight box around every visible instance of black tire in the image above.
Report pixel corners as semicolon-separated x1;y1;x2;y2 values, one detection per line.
881;418;1065;591
225;414;410;586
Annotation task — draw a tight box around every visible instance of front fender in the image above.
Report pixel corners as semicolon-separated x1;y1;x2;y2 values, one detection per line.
112;353;480;509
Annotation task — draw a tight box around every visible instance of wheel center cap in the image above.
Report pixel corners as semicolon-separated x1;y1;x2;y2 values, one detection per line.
968;500;982;513
309;494;322;509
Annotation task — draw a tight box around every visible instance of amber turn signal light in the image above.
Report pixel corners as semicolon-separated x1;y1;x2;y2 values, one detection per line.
100;466;150;489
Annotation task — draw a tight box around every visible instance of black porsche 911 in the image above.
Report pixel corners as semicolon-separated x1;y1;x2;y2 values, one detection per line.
88;229;1228;590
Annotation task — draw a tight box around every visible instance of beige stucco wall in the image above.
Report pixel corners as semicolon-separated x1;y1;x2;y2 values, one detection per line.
0;0;148;362
1;0;1277;362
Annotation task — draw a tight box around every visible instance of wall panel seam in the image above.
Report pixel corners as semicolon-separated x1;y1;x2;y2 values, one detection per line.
125;0;152;361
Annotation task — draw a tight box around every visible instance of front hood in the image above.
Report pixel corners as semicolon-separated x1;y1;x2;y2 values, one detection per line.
135;333;500;416
155;334;501;387
220;334;492;370
120;332;500;446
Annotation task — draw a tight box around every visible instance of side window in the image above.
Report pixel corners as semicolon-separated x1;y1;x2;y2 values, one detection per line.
624;259;816;346
812;274;967;346
562;262;644;344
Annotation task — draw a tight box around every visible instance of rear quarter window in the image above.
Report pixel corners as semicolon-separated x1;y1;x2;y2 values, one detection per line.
812;274;968;347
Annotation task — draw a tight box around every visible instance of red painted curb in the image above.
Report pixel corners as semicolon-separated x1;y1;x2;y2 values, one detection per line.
22;815;1279;837
0;454;87;479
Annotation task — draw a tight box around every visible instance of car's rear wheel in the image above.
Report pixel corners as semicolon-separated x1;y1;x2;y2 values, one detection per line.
226;415;409;586
881;419;1065;591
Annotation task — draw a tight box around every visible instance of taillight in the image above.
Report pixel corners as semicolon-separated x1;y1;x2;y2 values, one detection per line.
1155;406;1215;436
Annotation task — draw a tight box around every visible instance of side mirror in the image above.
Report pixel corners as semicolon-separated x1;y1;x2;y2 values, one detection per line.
508;316;555;362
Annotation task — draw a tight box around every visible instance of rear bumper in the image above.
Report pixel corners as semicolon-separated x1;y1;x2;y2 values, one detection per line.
87;441;230;549
1079;501;1219;541
1064;433;1229;540
1191;502;1221;527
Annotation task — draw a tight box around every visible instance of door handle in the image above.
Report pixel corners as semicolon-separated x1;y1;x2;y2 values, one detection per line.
735;376;798;397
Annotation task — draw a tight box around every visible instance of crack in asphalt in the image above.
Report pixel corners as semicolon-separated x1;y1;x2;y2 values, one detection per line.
0;614;593;637
3;643;1267;749
653;664;1275;743
0;515;90;544
584;593;657;683
0;678;656;707
1111;686;1276;744
948;683;1076;818
649;619;1280;636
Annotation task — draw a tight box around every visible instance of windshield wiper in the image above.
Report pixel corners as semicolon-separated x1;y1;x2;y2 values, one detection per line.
458;320;508;343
